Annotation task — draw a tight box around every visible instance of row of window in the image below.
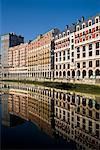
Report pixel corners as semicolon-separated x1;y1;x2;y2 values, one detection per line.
55;60;100;70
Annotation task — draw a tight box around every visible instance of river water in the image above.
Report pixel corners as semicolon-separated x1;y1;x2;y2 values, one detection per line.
0;82;100;150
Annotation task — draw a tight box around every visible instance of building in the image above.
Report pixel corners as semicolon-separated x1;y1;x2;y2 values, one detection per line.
54;14;100;83
1;33;24;78
8;43;28;79
1;14;100;84
28;29;59;80
0;54;1;78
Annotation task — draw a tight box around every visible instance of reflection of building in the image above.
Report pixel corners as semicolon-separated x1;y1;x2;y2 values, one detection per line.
0;33;24;78
8;92;28;120
1;93;10;126
1;84;100;149
54;89;100;150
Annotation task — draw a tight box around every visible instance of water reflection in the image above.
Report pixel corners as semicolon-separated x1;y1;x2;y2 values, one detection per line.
0;83;100;150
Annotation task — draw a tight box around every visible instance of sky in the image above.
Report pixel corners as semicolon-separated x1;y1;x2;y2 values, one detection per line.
1;0;100;42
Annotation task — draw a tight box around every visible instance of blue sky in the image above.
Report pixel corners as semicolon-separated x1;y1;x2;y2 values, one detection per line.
1;0;100;41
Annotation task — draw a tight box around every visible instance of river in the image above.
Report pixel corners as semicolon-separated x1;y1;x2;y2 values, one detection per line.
0;82;100;150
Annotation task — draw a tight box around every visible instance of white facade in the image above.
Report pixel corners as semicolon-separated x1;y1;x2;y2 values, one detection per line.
54;14;100;80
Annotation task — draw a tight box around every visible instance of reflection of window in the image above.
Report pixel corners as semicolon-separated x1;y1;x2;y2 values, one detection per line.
96;130;99;137
89;110;92;117
96;124;99;129
96;112;99;119
82;108;86;115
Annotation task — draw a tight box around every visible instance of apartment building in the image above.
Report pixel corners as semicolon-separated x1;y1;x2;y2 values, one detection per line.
8;43;28;79
54;14;100;81
1;33;24;77
28;29;59;80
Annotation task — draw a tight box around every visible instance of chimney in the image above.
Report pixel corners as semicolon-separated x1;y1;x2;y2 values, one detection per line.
81;16;85;22
77;19;81;24
66;25;69;29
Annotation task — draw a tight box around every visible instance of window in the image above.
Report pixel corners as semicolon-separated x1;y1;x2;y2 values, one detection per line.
56;53;58;62
77;54;80;58
68;56;70;60
68;64;70;69
89;61;92;67
71;45;74;50
56;65;58;69
77;27;79;31
63;64;65;69
77;34;79;37
83;31;85;35
96;50;99;55
83;46;86;51
59;52;61;61
72;58;74;62
89;21;92;26
63;51;65;61
71;39;74;43
77;63;80;68
67;31;69;35
83;62;86;68
96;18;98;23
89;29;91;33
72;52;74;57
83;53;86;57
89;44;92;50
96;60;100;67
89;51;92;56
59;65;61;69
96;26;98;31
77;47;80;52
96;42;99;49
83;24;85;29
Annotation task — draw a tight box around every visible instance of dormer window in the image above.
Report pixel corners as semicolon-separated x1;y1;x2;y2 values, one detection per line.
63;32;65;37
77;26;80;31
88;21;92;26
59;34;62;38
82;24;85;29
67;31;70;35
55;35;58;39
95;17;99;23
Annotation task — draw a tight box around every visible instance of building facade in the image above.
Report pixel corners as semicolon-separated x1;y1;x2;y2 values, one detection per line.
1;33;24;77
54;14;100;81
8;43;28;79
28;29;59;80
1;14;100;84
